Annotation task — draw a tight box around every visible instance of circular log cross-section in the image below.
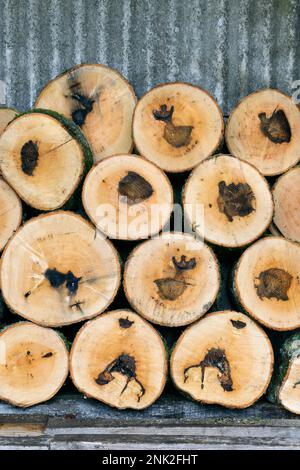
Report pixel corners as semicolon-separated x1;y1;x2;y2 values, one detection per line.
272;166;300;243
35;64;137;162
0;107;18;136
233;237;300;330
0;113;86;210
183;154;273;248
124;233;220;326
268;332;300;415
0;211;121;327
226;89;300;176
133;83;224;173
171;311;273;409
82;155;173;240
70;310;167;410
0;322;68;407
0;178;22;252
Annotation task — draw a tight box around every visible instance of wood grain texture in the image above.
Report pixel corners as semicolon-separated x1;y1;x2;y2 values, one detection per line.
0;392;300;449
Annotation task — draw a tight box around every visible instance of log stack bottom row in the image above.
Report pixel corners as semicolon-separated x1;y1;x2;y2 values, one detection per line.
0;64;300;413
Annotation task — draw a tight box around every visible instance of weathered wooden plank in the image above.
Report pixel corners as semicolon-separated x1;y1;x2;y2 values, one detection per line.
0;392;299;426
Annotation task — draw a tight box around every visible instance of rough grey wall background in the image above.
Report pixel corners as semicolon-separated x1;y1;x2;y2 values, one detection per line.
0;0;299;115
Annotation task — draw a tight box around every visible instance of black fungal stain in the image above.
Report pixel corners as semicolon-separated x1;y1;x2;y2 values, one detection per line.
172;255;196;271
154;255;196;301
259;109;291;144
293;381;300;388
119;317;134;328
21;140;39;176
153;104;193;148
71;93;95;127
230;319;246;329
42;352;53;358
255;268;293;301
217;181;255;222
44;268;82;296
118;171;153;205
70;300;85;313
184;347;233;392
95;354;145;402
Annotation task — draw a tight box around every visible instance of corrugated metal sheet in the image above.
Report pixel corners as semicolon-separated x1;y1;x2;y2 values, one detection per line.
0;0;299;115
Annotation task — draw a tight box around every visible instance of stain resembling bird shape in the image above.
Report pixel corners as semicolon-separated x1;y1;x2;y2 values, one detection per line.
153;104;193;148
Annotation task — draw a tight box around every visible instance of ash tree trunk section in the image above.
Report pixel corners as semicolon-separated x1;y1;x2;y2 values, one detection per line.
233;237;300;331
0;112;89;211
35;64;137;163
70;310;167;410
272;166;300;243
171;311;273;409
0;211;121;327
0;178;22;252
225;89;300;176
0;322;69;407
133;83;224;173
82;154;173;240
124;232;220;327
268;332;300;415
183;154;273;248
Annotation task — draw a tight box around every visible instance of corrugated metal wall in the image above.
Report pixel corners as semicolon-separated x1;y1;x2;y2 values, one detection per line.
0;0;299;115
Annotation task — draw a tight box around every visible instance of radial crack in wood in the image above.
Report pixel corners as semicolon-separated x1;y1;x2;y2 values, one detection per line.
0;211;121;327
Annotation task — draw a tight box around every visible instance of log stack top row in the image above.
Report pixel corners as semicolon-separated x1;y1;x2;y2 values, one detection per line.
0;63;300;414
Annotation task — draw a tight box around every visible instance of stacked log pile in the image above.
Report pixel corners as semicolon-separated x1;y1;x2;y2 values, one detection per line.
0;66;300;413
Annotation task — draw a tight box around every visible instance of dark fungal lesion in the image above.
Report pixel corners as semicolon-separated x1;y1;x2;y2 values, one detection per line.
217;181;255;222
255;268;293;301
95;354;145;402
44;268;82;297
70;300;85;313
21;140;39;176
119;317;134;328
42;352;53;358
172;255;196;271
67;76;95;127
153;104;193;148
184;347;233;392
154;255;196;301
118;171;153;205
293;380;300;388
71;93;95;127
258;109;291;144
230;319;246;329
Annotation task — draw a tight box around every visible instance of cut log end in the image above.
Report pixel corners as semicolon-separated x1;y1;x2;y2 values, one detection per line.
183;154;273;248
35;64;137;162
0;211;121;327
272;166;300;243
133;82;224;173
234;237;300;331
171;311;273;409
226;89;300;176
268;332;300;414
0;178;22;252
0;108;18;136
0;322;68;407
124;233;220;327
0;112;86;211
82;154;173;240
70;310;167;410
